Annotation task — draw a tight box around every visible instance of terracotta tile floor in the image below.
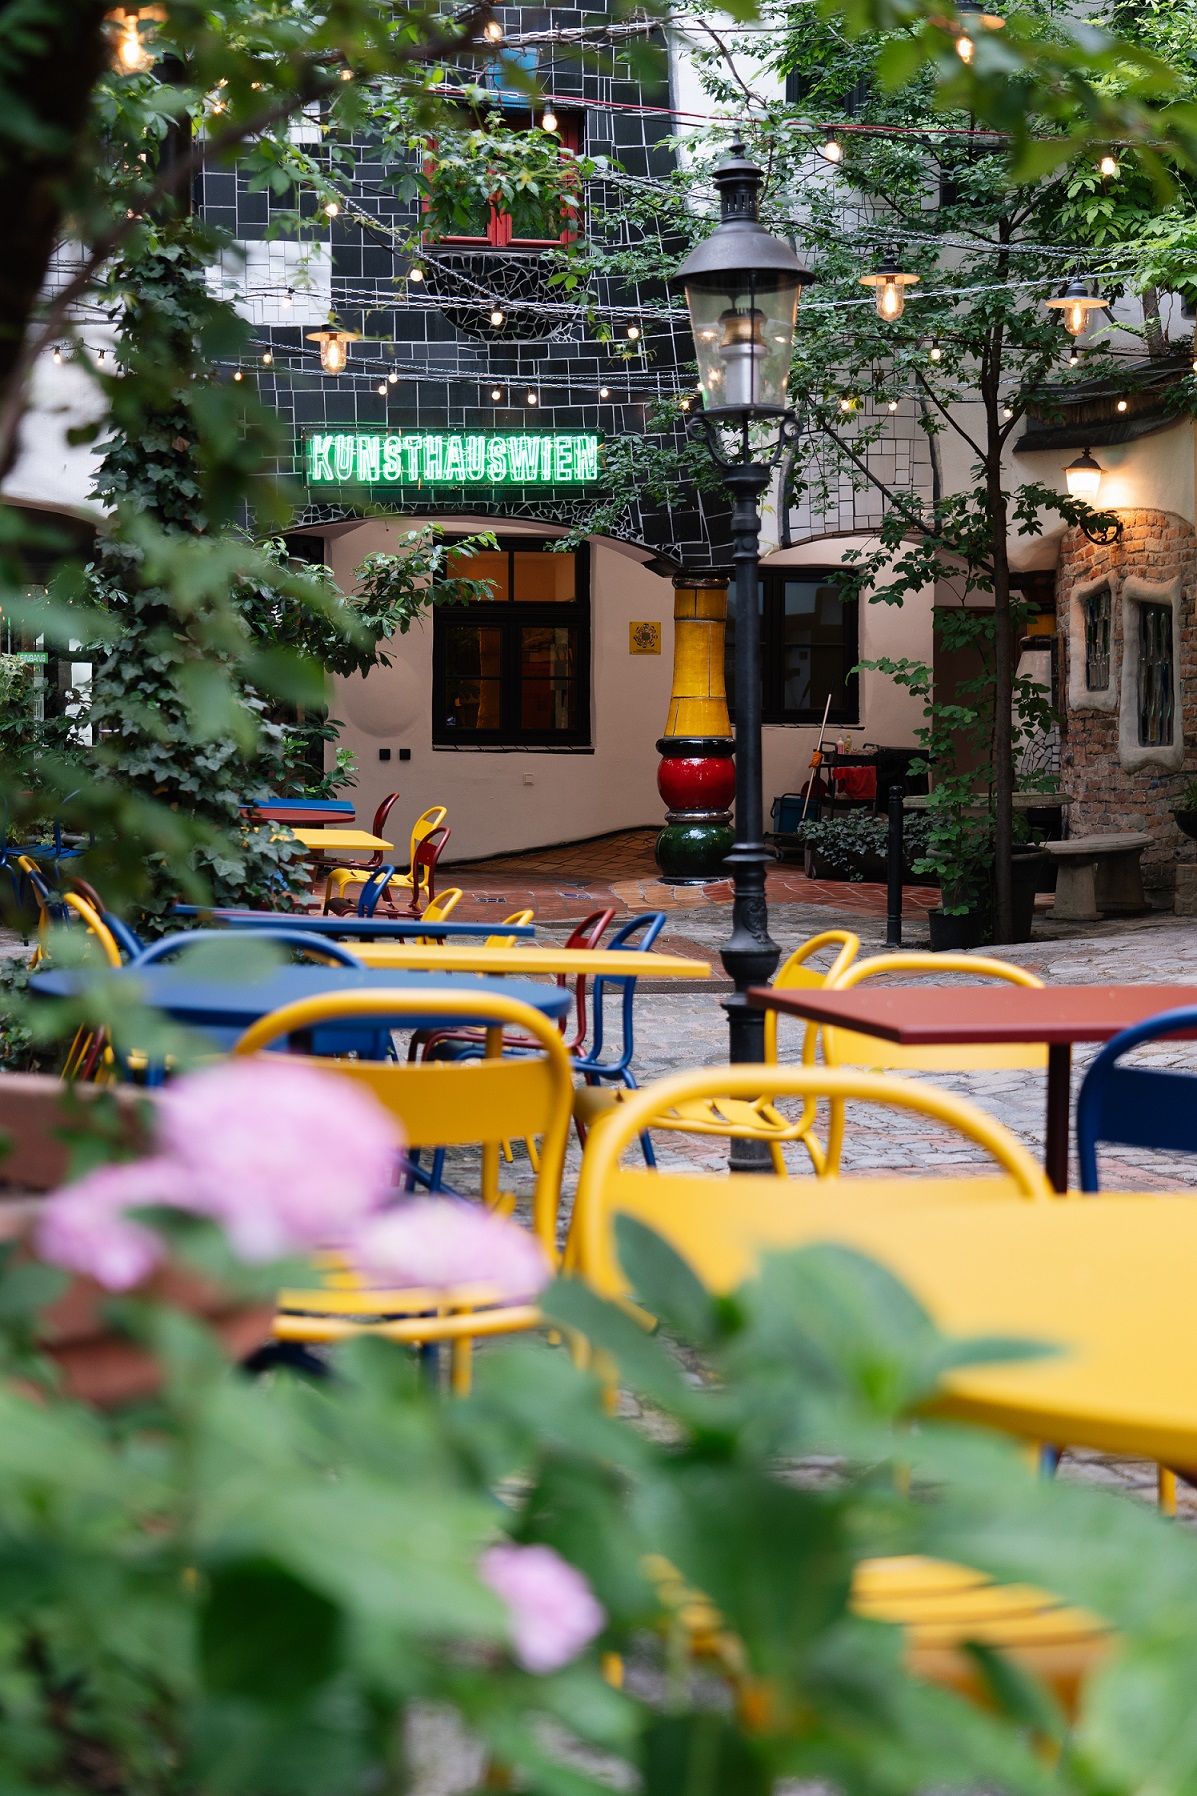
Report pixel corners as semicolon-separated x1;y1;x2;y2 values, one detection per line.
440;828;941;926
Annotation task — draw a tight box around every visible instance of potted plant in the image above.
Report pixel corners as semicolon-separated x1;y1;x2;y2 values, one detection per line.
798;812;934;884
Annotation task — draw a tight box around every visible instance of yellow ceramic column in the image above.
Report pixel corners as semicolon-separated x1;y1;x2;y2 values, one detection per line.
655;574;736;883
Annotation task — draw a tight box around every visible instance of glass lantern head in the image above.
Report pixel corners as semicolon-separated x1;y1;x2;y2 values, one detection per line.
672;144;815;416
1064;448;1103;502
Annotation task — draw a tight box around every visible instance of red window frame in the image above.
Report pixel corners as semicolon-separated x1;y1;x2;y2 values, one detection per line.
423;111;583;249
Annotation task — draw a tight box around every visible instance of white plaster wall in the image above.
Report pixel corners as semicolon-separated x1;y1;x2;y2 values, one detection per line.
1011;418;1195;532
3;350;106;516
325;522;677;861
758;535;934;800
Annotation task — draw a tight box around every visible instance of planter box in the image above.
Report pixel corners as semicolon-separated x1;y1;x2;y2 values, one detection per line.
0;1072;272;1406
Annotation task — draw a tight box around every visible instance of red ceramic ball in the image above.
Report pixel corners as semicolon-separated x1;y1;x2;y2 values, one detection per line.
657;756;736;811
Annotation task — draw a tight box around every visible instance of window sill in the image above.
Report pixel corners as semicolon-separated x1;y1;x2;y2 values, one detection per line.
432;743;595;754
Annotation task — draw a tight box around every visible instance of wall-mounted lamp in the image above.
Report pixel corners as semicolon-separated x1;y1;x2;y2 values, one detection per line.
1064;448;1123;543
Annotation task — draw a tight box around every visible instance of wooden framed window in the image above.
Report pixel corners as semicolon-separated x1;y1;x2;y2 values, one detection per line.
432;541;590;748
426;112;583;249
1138;601;1174;747
1083;582;1111;691
725;570;859;725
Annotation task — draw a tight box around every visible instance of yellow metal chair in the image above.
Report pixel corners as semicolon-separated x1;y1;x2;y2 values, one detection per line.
577;929;861;1174
324;804;448;912
816;952;1046;1176
568;1067;1106;1716
416;888;462;943
487;908;535;947
233;988;575;1391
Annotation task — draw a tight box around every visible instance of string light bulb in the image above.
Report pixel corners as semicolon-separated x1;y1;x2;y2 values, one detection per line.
1002;404;1013;418
388;368;399;384
627;324;641;341
680;397;691;410
482;18;503;41
929;339;942;362
821;138;843;163
490;308;505;326
1045;277;1108;338
323;200;339;217
1116;398;1128;412
233;370;243;382
1069;350;1081;366
888;399;898;411
542;108;558;132
527;391;538;405
839;396;857;412
408;265;424;283
598;386;610;398
1192;359;1197;374
261;350;272;365
490;387;502;401
305;326;358;374
51;345;63;365
376;382;387;395
1099;154;1119;178
339;67;353;80
860;251;919;321
282;288;294;307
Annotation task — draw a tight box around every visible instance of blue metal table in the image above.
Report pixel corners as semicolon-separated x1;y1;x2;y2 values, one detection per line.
32;964;567;1033
170;908;534;942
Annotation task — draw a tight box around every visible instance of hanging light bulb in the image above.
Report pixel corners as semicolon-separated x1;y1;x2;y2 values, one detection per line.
1069;350;1081;367
483;17;504;41
339;67;353;81
1002;404;1013;419
388;368;399;384
282;288;294;307
376;382;387;395
929;338;942;362
821;138;843;163
680;397;691;410
839;396;857;412
1064;448;1103;502
324;200;340;218
542;108;558;132
627;324;641;341
1099;154;1119;178
860;251;919;321
261;350;273;365
51;345;63;365
888;399;898;411
956;32;974;61
527;391;538;405
490;309;505;327
107;7;159;74
306;327;359;374
233;370;243;382
1116;398;1128;412
1045;277;1109;338
490;387;502;401
97;348;106;364
954;1;1004;64
598;386;610;399
408;265;424;283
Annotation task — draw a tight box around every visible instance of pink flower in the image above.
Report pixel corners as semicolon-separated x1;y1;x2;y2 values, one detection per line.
355;1199;551;1300
480;1543;605;1673
36;1061;403;1289
156;1059;402;1260
35;1159;186;1290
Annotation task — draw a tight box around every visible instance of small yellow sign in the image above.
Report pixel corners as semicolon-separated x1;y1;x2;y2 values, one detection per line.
629;621;661;655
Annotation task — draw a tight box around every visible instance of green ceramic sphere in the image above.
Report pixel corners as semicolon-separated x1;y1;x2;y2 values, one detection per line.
655;821;734;883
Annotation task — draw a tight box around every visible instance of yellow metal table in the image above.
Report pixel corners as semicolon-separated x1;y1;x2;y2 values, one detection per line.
353;944;711;977
291;829;394;855
588;1176;1197;1467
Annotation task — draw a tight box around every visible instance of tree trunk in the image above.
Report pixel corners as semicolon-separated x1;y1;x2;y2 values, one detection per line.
1142;286;1167;359
0;2;109;478
987;457;1014;943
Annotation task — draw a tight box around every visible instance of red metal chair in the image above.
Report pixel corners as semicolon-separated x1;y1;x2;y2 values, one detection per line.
324;802;444;914
359;826;452;918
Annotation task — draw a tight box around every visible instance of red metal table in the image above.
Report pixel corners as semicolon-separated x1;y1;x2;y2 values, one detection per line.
747;983;1197;1191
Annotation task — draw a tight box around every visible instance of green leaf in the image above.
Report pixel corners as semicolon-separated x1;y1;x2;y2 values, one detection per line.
200;1558;342;1704
613;1216;719;1345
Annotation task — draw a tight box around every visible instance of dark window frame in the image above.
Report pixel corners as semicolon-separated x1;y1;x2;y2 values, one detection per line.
726;568;860;726
432;539;591;749
1083;581;1111;692
1137;600;1175;748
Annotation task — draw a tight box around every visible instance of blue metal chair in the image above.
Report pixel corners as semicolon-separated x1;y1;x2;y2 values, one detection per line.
356;866;398;918
570;910;667;1167
98;912;144;961
1076;1005;1197;1190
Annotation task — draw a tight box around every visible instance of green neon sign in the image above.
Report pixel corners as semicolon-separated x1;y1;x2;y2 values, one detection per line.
303;430;600;487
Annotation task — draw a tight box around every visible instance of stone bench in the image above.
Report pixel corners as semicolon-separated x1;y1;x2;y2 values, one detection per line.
1044;833;1152;922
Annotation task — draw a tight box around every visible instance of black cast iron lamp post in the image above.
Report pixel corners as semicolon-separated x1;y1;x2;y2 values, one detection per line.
673;144;815;1096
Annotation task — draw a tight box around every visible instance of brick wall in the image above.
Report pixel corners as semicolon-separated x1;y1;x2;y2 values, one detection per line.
1057;507;1196;903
